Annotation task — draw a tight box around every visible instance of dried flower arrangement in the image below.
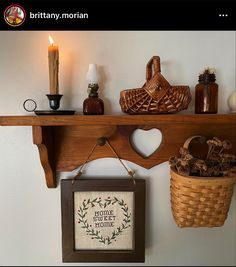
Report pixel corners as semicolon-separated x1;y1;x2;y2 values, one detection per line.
199;66;216;75
169;135;236;178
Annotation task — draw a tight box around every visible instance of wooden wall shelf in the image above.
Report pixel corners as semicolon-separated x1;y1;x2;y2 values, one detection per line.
0;114;235;188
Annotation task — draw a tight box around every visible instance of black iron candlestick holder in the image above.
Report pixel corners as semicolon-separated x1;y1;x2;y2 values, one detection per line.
39;94;75;115
23;94;75;115
46;94;63;110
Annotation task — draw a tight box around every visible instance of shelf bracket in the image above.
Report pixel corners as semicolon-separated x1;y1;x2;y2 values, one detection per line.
32;126;57;188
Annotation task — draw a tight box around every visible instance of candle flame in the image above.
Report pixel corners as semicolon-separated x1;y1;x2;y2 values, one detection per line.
48;35;54;45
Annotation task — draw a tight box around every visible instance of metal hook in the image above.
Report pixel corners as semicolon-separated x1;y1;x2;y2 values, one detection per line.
97;137;107;146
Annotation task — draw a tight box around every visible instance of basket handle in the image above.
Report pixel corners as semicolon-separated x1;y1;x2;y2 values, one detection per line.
144;56;171;102
146;56;161;82
183;135;207;150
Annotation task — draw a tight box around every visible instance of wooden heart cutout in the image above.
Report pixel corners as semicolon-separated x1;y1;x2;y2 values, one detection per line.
77;197;132;246
130;128;162;158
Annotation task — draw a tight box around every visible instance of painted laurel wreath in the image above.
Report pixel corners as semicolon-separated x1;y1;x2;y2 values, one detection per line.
77;197;132;245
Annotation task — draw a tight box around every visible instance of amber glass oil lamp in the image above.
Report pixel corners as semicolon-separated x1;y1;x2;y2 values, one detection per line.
83;64;104;115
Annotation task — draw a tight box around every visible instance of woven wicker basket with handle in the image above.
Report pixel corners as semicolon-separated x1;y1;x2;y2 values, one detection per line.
170;136;236;228
119;56;192;114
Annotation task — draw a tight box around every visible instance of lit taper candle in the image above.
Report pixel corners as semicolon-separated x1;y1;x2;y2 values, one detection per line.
48;35;59;94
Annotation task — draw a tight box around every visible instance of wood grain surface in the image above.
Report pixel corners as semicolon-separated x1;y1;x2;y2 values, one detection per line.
1;114;235;188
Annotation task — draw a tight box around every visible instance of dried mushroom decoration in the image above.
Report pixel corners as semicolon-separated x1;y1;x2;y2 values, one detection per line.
169;135;236;177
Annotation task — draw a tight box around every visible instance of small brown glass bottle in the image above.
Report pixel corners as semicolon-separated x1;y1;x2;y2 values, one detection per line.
195;69;218;114
83;84;104;115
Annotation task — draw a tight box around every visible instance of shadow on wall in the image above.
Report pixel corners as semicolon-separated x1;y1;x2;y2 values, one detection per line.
98;65;112;114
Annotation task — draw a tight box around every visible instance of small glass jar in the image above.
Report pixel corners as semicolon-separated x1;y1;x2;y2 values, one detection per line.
195;69;218;114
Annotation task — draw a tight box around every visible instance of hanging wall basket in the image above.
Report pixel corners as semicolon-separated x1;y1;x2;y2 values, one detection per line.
170;169;236;227
170;135;236;228
119;56;192;114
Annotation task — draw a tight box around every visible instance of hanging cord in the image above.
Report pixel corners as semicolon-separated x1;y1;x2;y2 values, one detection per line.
72;141;98;184
105;138;135;179
72;137;135;185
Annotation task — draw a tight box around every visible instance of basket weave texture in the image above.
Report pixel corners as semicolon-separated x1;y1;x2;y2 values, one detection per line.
170;169;236;227
119;56;192;114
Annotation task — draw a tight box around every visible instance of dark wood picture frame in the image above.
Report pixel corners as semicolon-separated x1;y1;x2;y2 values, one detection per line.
61;178;145;263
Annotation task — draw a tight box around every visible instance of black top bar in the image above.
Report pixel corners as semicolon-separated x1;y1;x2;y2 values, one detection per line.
0;0;235;30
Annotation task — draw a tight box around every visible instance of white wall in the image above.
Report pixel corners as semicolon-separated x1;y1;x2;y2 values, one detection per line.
0;31;235;266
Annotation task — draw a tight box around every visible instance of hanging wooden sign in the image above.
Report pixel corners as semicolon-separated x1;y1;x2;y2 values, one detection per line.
61;178;145;263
